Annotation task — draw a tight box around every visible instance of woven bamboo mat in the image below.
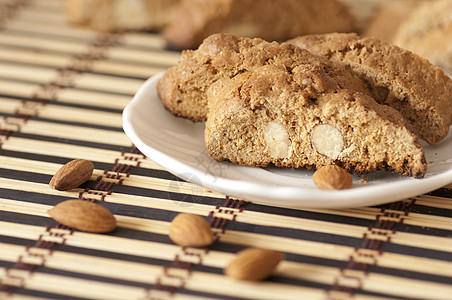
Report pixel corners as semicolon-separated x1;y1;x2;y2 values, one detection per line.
1;1;452;299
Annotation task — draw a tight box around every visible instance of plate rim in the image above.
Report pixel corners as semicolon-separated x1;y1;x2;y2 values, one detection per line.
122;72;452;208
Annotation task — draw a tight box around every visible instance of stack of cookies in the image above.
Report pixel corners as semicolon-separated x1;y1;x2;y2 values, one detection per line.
158;33;452;179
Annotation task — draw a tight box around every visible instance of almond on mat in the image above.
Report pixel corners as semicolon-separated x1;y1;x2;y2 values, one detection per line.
169;213;214;248
49;159;94;191
225;248;285;281
48;199;116;233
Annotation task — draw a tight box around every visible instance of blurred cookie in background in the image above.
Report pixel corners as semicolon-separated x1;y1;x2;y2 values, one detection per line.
66;0;180;32
392;0;452;75
362;0;424;42
162;0;357;50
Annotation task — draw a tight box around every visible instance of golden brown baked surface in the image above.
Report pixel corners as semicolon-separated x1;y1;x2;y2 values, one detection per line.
286;32;452;145
205;65;427;178
158;33;370;121
163;0;356;50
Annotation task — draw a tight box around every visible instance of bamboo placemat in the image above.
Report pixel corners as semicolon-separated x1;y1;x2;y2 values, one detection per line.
1;1;452;299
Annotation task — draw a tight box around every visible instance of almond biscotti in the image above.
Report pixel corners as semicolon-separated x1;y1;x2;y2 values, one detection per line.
162;0;356;50
66;0;180;32
286;33;452;145
205;65;427;178
158;33;371;121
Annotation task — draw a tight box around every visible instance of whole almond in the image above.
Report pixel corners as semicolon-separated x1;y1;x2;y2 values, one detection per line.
225;248;284;281
169;213;214;248
312;165;353;190
48;199;116;233
50;159;94;190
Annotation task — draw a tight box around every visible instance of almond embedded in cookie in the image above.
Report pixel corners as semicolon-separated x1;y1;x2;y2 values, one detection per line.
286;32;452;145
205;64;427;178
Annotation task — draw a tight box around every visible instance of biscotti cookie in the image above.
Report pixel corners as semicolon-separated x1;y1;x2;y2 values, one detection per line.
66;0;180;32
362;0;423;42
205;65;427;178
163;0;356;50
286;33;452;145
158;33;371;121
393;0;452;75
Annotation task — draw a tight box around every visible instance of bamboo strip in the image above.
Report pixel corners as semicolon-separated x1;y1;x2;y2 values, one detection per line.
73;72;144;95
0;99;125;132
0;80;132;110
0;234;369;296
16;119;131;146
120;32;168;49
0;243;162;284
363;272;452;300
7;9;169;49
0;48;69;69
0;31;179;67
5;19;166;50
0;293;49;300
1;137;160;169
0;80;37;99
0;46;161;79
0;266;327;300
0;156;219;198
377;250;452;282
11;195;452;299
0;178;221;218
0;63;145;95
37;105;123;127
92;60;164;78
0;63;57;83
0;33;87;54
2;204;452;282
107;47;180;67
220;230;452;280
57;88;132;109
0;97;19;114
414;194;452;210
0;242;338;294
5;17;98;41
4;175;452;243
1;220;337;300
2;159;452;232
334;205;452;230
0;268;146;300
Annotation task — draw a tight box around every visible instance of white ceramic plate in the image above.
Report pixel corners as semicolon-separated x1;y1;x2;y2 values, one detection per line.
122;72;452;208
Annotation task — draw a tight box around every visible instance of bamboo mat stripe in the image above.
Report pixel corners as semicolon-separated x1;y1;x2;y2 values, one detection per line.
1;1;452;299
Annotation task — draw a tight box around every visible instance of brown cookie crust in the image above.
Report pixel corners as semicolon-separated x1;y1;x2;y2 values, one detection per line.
158;33;371;121
66;0;180;32
205;64;427;178
286;33;452;145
